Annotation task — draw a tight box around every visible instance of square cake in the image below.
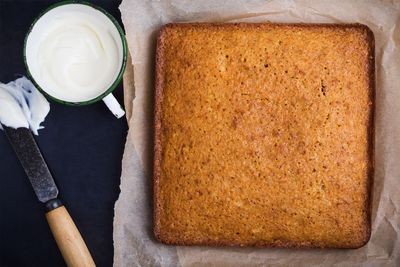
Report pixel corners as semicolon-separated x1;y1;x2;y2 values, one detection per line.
153;23;374;248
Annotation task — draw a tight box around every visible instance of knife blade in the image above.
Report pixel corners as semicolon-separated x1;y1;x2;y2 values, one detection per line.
2;125;58;203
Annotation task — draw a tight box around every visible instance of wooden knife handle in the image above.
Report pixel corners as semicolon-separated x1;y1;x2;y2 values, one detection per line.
45;200;95;267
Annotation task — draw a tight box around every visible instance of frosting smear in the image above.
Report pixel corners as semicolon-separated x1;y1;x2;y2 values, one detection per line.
0;76;50;135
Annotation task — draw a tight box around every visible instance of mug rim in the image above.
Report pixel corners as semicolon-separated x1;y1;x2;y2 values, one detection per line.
23;0;128;106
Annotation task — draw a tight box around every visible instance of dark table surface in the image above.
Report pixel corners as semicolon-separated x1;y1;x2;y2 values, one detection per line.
0;1;127;266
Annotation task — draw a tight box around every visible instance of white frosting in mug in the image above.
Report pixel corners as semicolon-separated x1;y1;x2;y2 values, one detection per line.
0;77;50;135
25;4;124;103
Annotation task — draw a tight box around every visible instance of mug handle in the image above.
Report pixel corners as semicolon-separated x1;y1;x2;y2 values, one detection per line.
102;93;125;118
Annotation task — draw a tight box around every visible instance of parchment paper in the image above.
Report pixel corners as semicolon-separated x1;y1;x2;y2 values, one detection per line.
114;0;400;266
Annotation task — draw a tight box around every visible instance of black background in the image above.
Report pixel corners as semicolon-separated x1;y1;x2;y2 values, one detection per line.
0;1;127;266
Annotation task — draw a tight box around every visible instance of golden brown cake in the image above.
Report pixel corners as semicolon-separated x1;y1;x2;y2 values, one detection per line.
153;23;374;248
